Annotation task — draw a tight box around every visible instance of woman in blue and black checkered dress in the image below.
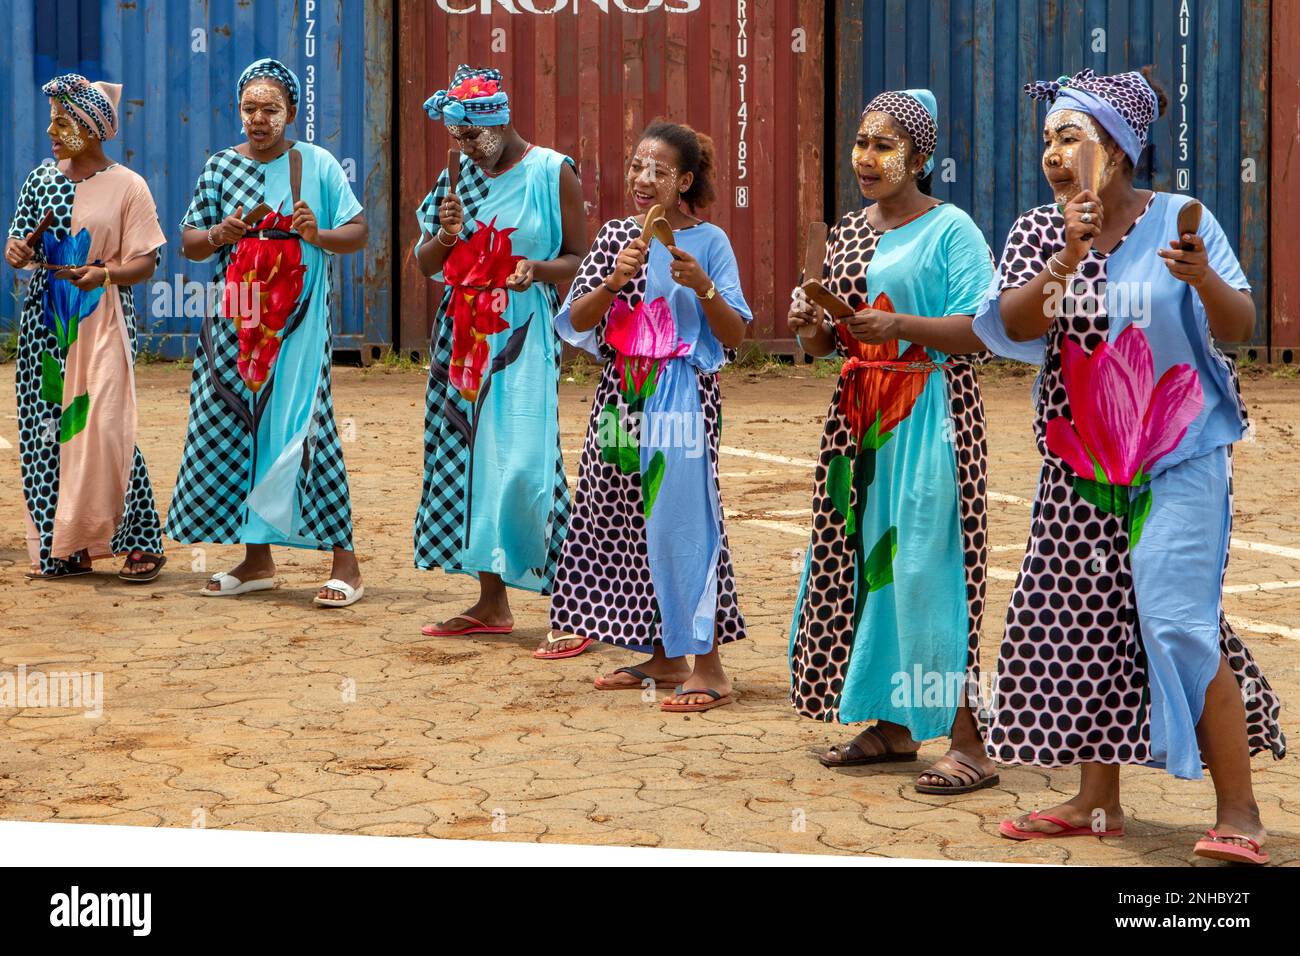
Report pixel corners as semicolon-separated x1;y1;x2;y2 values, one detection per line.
164;59;370;608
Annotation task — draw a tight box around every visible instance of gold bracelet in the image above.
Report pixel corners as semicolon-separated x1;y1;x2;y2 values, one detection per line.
101;265;112;288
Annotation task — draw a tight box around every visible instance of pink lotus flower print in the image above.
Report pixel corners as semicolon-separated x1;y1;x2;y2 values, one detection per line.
605;296;689;401
1044;325;1204;544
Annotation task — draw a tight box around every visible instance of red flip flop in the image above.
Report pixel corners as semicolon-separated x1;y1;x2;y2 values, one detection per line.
999;811;1124;841
532;633;594;660
420;614;513;638
1193;829;1269;865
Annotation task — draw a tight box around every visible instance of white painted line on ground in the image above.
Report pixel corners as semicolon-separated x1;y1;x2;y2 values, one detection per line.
1223;579;1300;594
720;445;819;468
736;516;1300;643
722;443;1297;566
1230;537;1300;562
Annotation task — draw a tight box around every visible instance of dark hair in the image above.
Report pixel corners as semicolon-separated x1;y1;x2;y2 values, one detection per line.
917;170;933;195
641;121;717;210
1140;65;1169;118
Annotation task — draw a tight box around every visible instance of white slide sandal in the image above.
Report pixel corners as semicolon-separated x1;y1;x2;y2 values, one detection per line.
198;572;276;597
314;579;364;608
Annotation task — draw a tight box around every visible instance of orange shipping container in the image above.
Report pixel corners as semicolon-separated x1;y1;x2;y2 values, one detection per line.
396;0;826;359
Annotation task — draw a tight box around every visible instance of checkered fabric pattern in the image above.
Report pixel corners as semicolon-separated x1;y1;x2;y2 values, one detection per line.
164;315;254;543
166;150;351;550
180;150;267;271
294;341;354;549
412;155;489;573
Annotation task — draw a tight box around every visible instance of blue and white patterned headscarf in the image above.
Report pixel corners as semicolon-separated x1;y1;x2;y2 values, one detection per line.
238;58;301;106
863;88;939;176
42;73;121;141
1025;68;1158;166
424;65;510;127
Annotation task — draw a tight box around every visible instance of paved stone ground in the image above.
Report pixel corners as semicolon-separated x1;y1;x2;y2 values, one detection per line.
0;360;1296;864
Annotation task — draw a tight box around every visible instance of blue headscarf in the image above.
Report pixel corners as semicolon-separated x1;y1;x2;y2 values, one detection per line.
424;65;510;127
1026;68;1158;166
238;58;301;107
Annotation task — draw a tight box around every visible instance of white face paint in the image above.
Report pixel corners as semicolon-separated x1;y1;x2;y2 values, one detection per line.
1042;109;1116;200
48;102;88;156
240;80;291;151
449;124;507;170
626;139;685;211
852;111;916;198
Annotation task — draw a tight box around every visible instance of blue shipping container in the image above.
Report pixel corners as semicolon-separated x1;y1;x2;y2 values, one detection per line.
835;0;1271;348
0;0;392;358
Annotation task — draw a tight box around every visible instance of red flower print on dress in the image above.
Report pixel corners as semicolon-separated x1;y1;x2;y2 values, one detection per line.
837;292;932;449
223;210;306;392
442;217;523;402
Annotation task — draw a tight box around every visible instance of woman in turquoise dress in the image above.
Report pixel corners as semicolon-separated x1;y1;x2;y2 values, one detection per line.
974;68;1283;863
787;91;1001;792
413;66;586;639
165;59;369;607
547;122;752;710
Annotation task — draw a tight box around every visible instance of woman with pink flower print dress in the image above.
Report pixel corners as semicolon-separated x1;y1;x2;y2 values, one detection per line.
973;67;1284;863
547;123;752;712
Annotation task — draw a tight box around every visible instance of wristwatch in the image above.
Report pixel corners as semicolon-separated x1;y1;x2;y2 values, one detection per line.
696;282;717;302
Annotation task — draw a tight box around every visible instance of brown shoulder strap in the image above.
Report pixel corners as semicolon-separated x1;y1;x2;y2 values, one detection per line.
289;146;302;205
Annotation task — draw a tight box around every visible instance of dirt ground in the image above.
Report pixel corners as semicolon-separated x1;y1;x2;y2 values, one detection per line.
1;357;1297;864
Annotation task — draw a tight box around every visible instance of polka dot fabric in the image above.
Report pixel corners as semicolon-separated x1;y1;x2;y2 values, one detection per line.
986;202;1285;767
789;207;988;726
8;164;163;574
863;92;936;159
1025;68;1157;152
548;217;746;650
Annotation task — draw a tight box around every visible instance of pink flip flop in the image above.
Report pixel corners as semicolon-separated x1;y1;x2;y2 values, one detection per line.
1193;829;1269;865
999;811;1124;841
420;614;513;638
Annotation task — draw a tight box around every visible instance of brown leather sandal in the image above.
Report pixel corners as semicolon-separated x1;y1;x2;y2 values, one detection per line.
818;725;921;768
914;750;1000;794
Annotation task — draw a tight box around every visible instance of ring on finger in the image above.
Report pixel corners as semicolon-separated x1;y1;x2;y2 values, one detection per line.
1081;212;1093;223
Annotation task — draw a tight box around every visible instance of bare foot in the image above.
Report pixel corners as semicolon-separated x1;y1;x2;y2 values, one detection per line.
594;656;690;690
432;597;513;633
916;748;999;790
535;631;587;655
205;554;276;592
1007;797;1125;836
318;547;363;603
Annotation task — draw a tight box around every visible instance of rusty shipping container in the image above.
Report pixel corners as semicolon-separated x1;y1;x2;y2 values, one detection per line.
1272;0;1300;362
397;0;826;359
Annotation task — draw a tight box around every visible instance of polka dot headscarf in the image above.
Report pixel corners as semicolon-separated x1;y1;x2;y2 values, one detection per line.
862;89;939;176
1025;68;1158;165
41;74;121;141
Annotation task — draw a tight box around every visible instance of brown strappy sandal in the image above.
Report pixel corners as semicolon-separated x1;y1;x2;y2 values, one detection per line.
914;750;1000;795
818;725;921;768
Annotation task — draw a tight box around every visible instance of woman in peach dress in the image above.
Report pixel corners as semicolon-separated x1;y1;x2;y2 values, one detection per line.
3;75;166;581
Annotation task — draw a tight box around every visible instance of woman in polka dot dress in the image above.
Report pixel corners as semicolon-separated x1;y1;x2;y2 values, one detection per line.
546;123;752;712
786;90;1000;794
973;68;1284;864
4;74;166;582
